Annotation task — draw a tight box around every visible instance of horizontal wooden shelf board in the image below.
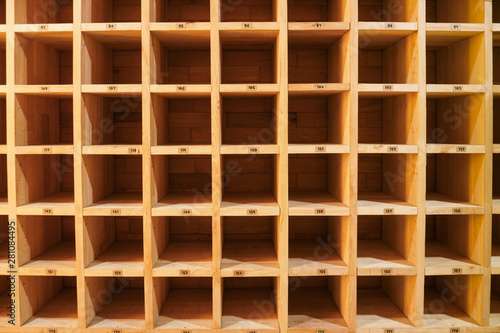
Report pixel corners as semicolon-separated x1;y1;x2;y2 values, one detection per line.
21;288;78;329
17;192;75;216
0;145;6;154
494;85;500;96
357;289;415;330
82;22;142;33
494;23;500;32
357;240;417;276
358;192;418;215
83;193;143;216
15;23;73;34
87;288;145;330
221;144;279;155
15;29;73;46
288;30;348;46
289;239;349;276
219;22;280;32
153;241;212;277
492;245;500;274
426;84;486;96
221;240;279;277
425;241;483;276
85;241;144;277
423;288;480;329
358;84;419;96
151;22;211;33
0;86;5;96
426;23;484;47
288;288;348;330
220;84;280;96
358;144;418;154
425;193;484;215
288;83;350;95
426;144;485;154
14;85;73;96
82;145;142;155
153;193;212;216
289;191;349;216
494;197;500;214
288;144;350;154
151;84;211;96
19;241;76;276
359;22;417;48
151;145;212;155
81;84;142;95
493;144;500;154
222;288;279;330
221;192;280;216
155;289;213;330
15;145;74;155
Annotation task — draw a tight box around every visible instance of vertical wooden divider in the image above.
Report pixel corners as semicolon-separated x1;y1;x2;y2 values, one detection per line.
211;0;222;328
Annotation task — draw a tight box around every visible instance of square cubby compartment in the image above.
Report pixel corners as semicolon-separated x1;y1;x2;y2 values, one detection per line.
15;0;73;24
151;0;210;22
221;155;278;214
0;276;10;327
153;217;212;276
221;34;277;84
359;32;418;84
424;275;483;328
0;155;6;206
357;276;417;330
16;154;74;210
153;277;212;330
427;94;484;145
0;44;5;86
18;216;75;275
15;33;72;85
222;217;278;276
358;215;417;276
495;155;500;212
82;0;141;23
82;94;142;146
426;154;484;213
222;277;279;330
359;94;418;146
83;155;142;212
220;0;275;22
86;277;145;329
0;216;8;270
358;154;417;215
288;154;348;216
491;275;500;326
82;33;141;85
152;96;211;146
288;32;349;85
494;215;500;271
359;0;417;22
222;96;277;145
495;47;500;85
152;156;212;215
16;94;73;146
426;33;484;85
425;215;483;275
151;31;210;84
289;93;348;145
83;216;143;276
288;0;348;22
288;276;349;331
289;216;349;276
495;97;500;146
426;0;484;23
0;97;5;144
20;276;77;329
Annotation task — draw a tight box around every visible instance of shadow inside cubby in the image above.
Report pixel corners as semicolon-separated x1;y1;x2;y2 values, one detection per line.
426;0;484;23
359;0;418;22
151;0;210;22
288;0;348;22
82;0;141;23
220;0;275;22
15;0;73;24
491;274;500;327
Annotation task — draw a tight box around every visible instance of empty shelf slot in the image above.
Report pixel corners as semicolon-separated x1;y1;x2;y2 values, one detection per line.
83;0;141;23
222;217;279;276
288;0;347;22
83;94;142;146
15;33;72;85
222;96;277;146
21;276;77;328
425;215;483;275
289;154;348;216
495;155;500;214
16;94;73;146
357;276;416;329
15;0;73;24
359;0;418;22
83;155;143;213
154;277;212;330
424;275;482;328
0;97;4;145
426;0;484;23
426;154;484;214
0;44;5;85
491;275;500;326
359;94;418;147
82;33;141;85
222;277;279;330
84;216;143;276
86;277;145;329
0;276;11;326
357;215;417;276
16;154;74;212
495;98;500;148
288;276;348;331
289;216;349;276
153;217;212;276
492;215;500;273
151;0;210;22
220;0;275;22
358;154;418;215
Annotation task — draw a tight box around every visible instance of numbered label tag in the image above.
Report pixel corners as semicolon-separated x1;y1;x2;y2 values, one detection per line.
234;270;245;277
48;329;57;333
176;23;186;29
111;209;121;216
386;22;395;29
242;23;252;29
387;146;398;153
315;84;325;90
42;147;52;154
108;85;118;92
384;329;394;333
315;208;325;215
40;86;50;92
43;208;53;215
315;146;326;153
113;270;123;276
453;85;463;92
180;270;190;277
450;328;460;333
317;269;327;275
248;331;257;333
249;147;259;154
314;23;324;29
382;268;393;275
452;268;463;274
451;23;462;30
178;147;189;154
39;24;48;31
107;23;117;30
128;147;139;154
181;209;192;216
247;209;257;216
182;330;192;333
247;85;257;91
112;330;122;333
316;330;326;333
456;146;467;153
384;208;394;215
177;85;187;91
452;208;462;214
46;269;57;275
383;84;393;91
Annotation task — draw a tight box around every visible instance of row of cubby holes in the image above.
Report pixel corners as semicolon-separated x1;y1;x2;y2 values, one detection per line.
2;0;498;24
1;274;498;330
8;34;497;86
3;94;498;146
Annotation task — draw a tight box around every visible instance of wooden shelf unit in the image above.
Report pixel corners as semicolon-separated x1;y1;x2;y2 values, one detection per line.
1;0;497;332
